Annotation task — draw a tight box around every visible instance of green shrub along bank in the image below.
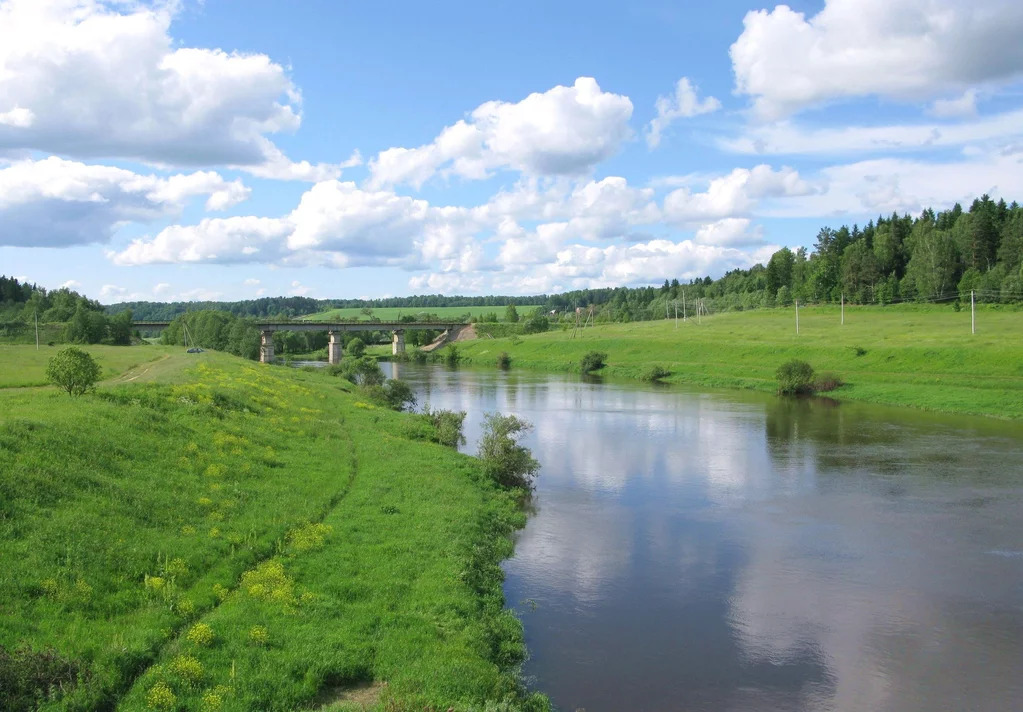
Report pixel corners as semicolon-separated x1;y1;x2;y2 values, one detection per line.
455;305;1023;420
0;348;550;711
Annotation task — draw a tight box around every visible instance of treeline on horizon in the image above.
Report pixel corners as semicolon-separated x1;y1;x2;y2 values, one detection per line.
108;294;538;321
6;193;1023;331
110;194;1023;322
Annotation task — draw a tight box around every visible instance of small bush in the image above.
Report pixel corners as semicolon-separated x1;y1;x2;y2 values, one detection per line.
405;347;428;364
345;337;366;358
428;409;466;448
287;522;332;552
814;372;844;392
776;359;815;395
185;623;215;647
248;626;269;646
0;644;87;712
169;655;204;685
497;351;512;369
363;379;417;412
642;365;670;382
853;346;867;357
477;414;539;490
146;681;177;710
444;345;461;367
580;351;607;374
46;347;101;396
382;379;416;411
331;356;384;386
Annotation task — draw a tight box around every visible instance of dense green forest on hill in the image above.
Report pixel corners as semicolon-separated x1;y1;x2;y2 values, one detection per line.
0;276;133;345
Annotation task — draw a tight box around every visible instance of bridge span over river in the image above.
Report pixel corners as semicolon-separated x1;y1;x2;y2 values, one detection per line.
132;320;467;364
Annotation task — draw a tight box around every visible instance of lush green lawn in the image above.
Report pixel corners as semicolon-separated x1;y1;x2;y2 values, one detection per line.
0;347;547;711
455;304;1023;420
301;305;540;321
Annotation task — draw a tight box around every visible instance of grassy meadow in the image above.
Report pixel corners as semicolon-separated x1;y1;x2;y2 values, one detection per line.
0;346;548;711
456;304;1023;420
0;344;180;388
301;306;539;322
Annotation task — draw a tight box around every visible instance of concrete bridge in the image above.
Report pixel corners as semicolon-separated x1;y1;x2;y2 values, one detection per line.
132;320;466;364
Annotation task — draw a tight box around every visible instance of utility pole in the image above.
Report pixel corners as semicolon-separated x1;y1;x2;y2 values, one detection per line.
795;299;800;335
841;293;844;326
34;309;39;350
682;291;687;321
674;302;678;329
971;290;975;334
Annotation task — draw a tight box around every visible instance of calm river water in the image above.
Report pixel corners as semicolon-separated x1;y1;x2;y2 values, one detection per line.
385;363;1023;712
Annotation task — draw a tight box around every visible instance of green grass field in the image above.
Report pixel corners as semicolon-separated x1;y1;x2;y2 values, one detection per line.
456;304;1023;420
301;305;540;321
0;346;548;711
0;344;182;388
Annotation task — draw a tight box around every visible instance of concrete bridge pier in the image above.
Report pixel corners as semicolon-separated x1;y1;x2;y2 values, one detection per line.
328;330;343;365
260;330;275;363
391;329;405;355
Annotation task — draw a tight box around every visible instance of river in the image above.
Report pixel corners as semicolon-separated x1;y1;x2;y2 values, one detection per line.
385;363;1023;711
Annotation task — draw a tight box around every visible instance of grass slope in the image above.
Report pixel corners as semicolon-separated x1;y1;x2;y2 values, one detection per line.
0;345;178;388
0;347;548;711
457;305;1023;420
301;306;539;322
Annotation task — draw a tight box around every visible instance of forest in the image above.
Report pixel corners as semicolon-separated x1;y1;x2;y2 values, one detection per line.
0;277;133;344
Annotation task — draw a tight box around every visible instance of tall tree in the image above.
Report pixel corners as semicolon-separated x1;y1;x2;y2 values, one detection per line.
905;221;958;299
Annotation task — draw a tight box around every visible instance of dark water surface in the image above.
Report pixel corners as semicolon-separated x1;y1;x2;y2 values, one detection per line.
386;364;1023;712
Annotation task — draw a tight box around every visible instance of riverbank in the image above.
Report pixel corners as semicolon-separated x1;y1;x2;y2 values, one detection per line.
0;347;549;711
454;305;1023;421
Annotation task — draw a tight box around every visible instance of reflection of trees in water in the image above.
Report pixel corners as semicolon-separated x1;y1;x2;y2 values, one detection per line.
764;396;919;479
765;396;843;446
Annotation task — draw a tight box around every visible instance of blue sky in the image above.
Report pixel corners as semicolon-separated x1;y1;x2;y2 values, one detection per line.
2;0;1023;303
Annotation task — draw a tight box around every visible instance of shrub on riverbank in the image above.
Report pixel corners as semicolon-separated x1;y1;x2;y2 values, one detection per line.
642;365;671;382
776;359;815;395
580;351;607;374
364;378;417;411
814;372;844;392
429;408;467;448
478;414;540;490
497;351;512;369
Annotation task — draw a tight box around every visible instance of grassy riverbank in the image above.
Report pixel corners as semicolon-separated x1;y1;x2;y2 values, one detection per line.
0;346;548;711
455;305;1023;420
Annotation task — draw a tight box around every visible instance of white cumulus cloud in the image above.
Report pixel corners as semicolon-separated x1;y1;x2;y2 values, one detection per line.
368;77;633;188
0;0;341;179
0;157;251;247
731;0;1023;119
111;216;291;266
646;77;721;148
663;165;817;223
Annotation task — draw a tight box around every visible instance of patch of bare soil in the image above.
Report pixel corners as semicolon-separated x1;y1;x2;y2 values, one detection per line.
314;680;387;710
